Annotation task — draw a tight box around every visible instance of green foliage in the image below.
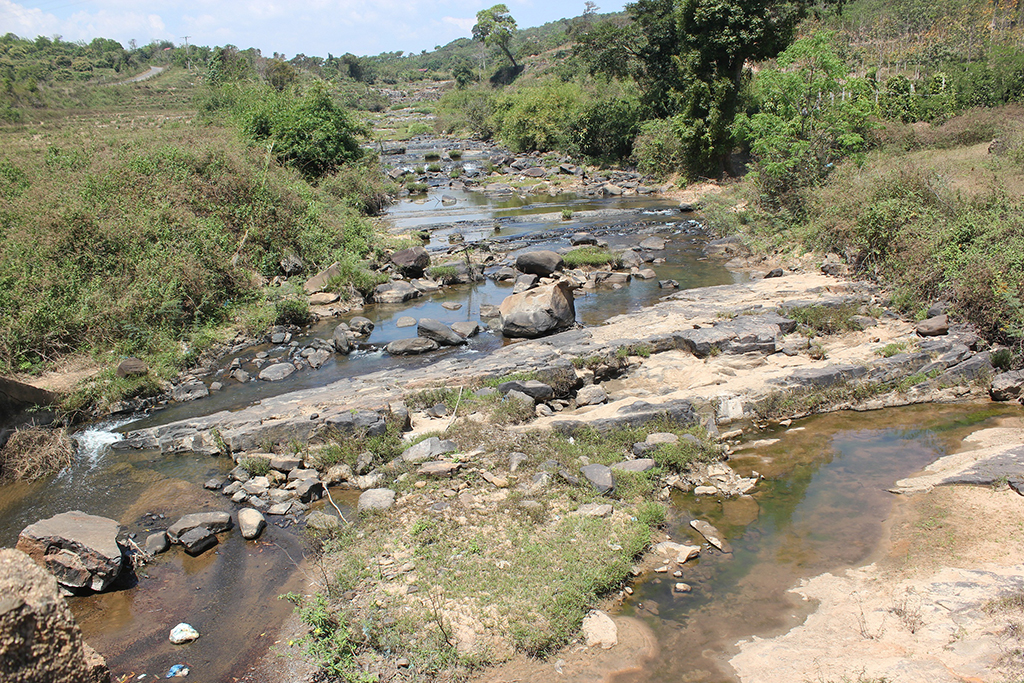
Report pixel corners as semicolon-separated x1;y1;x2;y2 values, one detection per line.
561;208;573;220
473;4;520;69
992;348;1014;370
240;456;271;476
879;74;919;123
632;118;687;177
434;88;495;137
736;32;874;209
563;246;618;268
491;81;586;152
238;82;367;179
286;593;374;682
878;341;909;357
274;298;311;326
786;302;862;335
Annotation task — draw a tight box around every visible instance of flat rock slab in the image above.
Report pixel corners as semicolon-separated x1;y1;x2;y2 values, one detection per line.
893;428;1024;493
418;461;461;477
386;338;439;355
16;511;123;592
167;511;233;543
259;364;296;382
358;488;396;513
611;459;657;473
575;503;613;518
690;519;731;553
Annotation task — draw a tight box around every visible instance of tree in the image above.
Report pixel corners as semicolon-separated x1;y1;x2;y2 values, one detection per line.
473;4;519;69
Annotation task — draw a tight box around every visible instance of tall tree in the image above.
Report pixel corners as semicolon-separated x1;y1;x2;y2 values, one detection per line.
473;4;519;69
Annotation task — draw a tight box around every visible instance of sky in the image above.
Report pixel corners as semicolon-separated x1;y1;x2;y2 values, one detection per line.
1;0;627;57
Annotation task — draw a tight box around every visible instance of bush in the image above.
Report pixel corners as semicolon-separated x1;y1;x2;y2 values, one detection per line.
491;81;586;152
239;82;367;179
563;247;618;268
632;119;686;178
274;298;311;326
240;456;271;476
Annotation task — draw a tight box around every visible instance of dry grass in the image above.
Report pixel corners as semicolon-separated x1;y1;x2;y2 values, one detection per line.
0;425;76;481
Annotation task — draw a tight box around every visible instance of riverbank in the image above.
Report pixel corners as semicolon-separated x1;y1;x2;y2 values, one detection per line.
731;417;1024;683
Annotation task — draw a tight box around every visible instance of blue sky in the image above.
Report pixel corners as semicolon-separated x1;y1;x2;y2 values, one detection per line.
1;0;627;57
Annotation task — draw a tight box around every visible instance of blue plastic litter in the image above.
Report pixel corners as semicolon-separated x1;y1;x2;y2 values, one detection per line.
165;664;189;678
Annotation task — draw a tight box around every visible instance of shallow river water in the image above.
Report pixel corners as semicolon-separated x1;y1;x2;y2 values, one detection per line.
2;176;1020;681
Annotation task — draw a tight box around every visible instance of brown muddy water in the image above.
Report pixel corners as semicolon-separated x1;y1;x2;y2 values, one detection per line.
613;402;1023;683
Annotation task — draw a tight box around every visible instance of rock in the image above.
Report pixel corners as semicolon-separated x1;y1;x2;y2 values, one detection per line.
673;582;692;593
145;532;169;555
480;471;509;488
639;236;666;250
497;380;554;400
293;478;325;503
169;623;199;644
259;364;296;382
204;477;226;490
403;436;457;463
516;250;564;277
418;461;461;477
270;455;302;472
694;485;718;496
358;488;396;513
391;247;431;277
509;452;528;472
513;273;539;294
575;503;613;518
386;338;439;355
603;183;623;196
611;459;657;473
304;262;342;294
479;304;500;318
178;527;217;556
288;468;318;481
581;610;618;649
115;357;148;378
522;167;546;178
323;464;353;486
306;511;341;532
441;301;463;310
396;316;417;328
238;509;266;540
636;268;657;280
690;520;731;553
991;370;1024;401
916;315;949;337
571;233;598;246
348;316;374;335
536;404;554;417
355;473;384;490
418;319;466;346
0;548;111;682
309;291;339;305
166;512;233;543
819;253;852;276
647;433;679;446
451;321;481;338
620;250;644;268
231;368;250;383
659;279;679;289
390;402;412;432
279;254;303;276
172;381;208;402
324;408;386;436
373;281;421;304
575;385;607;406
441;194;457;205
581;464;614;494
499;282;577;338
16;512;123;593
332;326;351;354
927;302;949;318
765;268;784;278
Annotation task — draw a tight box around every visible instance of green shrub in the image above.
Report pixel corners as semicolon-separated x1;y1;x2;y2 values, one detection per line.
274;298;311;326
491;81;586;152
405;181;428;193
786;303;861;335
561;208;573;220
424;152;441;162
632;119;686;178
448;150;463;160
426;162;442;173
240;456;271;476
563;247;618;268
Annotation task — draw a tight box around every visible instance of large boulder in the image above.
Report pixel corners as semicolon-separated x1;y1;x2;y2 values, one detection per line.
516;250;564;277
373;281;422;304
332;325;351;354
417;319;466;346
258;364;296;382
358;488;396;513
916;315;949;337
303;262;342;294
391;247;430;277
16;512;123;593
498;282;576;338
238;509;266;540
0;548;111;683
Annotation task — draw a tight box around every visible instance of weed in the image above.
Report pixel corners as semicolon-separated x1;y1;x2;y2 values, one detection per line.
274;298;311;327
424;152;441;162
809;340;828;360
425;265;458;282
405;181;428;193
571;355;605;369
448;150;462;160
563;246;618;268
561;208;573;220
284;593;374;682
239;456;271;476
889;593;924;634
427;162;442;173
877;341;908;357
0;426;75;482
449;166;462;179
787;303;862;336
992;348;1015;370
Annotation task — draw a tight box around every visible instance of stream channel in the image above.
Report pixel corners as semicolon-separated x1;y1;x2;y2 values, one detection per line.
1;158;1019;681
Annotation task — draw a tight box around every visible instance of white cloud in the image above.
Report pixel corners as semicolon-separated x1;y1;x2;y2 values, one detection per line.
442;16;476;32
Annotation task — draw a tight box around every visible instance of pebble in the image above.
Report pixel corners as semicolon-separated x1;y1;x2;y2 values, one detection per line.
169;623;200;644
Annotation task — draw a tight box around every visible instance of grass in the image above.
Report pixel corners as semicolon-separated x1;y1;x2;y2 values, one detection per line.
239;455;271;477
786;303;862;336
877;341;909;357
425;265;458;282
562;247;619;268
0;426;75;481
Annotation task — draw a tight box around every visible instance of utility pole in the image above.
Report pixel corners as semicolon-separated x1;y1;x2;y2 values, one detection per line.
181;36;191;70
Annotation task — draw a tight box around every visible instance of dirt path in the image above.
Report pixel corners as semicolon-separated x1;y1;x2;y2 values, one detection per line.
117;66;166;84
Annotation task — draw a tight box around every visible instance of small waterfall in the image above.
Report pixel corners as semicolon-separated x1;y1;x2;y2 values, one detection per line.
71;419;133;467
